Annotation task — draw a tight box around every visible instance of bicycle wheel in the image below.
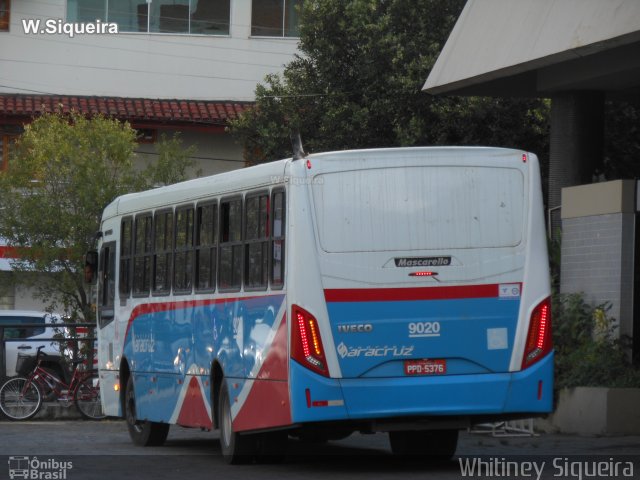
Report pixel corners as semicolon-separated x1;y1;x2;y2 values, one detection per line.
74;375;106;420
0;377;43;421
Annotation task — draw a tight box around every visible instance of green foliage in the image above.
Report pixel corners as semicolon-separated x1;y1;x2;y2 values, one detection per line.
230;0;550;168
144;133;200;187
0;112;195;321
552;293;640;390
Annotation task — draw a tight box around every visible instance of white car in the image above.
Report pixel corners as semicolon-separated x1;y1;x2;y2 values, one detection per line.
0;310;67;377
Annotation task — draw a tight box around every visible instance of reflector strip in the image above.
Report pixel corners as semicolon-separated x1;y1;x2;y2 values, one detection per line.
538;380;543;400
324;284;503;302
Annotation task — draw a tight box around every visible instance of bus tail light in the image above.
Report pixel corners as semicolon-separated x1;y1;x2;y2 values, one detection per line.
291;305;329;377
521;297;552;370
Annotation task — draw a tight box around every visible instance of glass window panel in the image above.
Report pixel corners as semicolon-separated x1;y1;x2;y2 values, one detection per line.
154;211;173;293
0;0;10;31
251;0;299;37
133;215;152;294
174;207;194;292
151;0;190;33
191;0;229;34
251;0;282;36
271;191;285;288
284;0;300;37
119;218;133;296
67;0;106;22
221;200;241;243
108;0;139;32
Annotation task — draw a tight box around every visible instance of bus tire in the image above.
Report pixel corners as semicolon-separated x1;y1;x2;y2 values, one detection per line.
218;380;256;464
389;429;458;461
125;376;169;446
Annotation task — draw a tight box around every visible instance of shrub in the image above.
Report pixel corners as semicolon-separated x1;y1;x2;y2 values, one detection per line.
552;292;640;391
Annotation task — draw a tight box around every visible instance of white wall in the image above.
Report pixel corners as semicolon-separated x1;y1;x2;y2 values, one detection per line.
134;128;246;178
0;0;299;101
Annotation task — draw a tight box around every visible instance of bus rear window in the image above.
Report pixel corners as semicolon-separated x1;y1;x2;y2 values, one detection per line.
312;166;524;253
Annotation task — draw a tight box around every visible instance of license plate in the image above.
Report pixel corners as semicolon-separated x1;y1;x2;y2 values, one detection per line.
404;359;447;376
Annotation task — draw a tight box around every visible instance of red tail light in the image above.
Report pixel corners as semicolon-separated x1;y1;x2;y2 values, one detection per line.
291;305;328;377
521;297;552;369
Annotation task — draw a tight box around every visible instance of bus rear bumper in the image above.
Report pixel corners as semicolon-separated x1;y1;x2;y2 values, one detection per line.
340;352;554;420
290;352;553;424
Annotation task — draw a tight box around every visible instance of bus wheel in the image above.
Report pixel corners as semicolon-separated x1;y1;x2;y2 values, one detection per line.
125;376;170;446
218;380;256;464
388;429;458;461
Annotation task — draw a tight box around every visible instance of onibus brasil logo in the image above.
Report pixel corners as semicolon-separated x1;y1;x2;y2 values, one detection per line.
8;456;73;480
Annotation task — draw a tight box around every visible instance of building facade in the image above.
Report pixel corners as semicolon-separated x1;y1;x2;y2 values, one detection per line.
0;0;301;310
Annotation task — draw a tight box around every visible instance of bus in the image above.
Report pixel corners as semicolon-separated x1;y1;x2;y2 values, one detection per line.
90;147;553;463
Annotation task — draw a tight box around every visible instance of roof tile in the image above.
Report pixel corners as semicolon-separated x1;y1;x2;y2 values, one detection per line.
0;94;252;126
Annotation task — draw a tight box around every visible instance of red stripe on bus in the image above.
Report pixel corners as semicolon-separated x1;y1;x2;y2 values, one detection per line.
324;284;501;303
0;246;19;258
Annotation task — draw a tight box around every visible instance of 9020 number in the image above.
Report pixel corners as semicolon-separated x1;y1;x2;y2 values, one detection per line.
408;321;441;337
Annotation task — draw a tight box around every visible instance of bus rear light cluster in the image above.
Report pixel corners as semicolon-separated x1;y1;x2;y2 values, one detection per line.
291;305;328;377
521;297;552;370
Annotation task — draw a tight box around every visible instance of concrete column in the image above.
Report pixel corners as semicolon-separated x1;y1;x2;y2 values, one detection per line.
548;92;604;233
560;180;635;345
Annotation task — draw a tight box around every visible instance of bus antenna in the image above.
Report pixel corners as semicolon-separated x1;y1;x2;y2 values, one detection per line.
291;131;306;161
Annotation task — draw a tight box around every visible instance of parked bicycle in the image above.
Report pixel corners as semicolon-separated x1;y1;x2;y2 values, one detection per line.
0;346;105;421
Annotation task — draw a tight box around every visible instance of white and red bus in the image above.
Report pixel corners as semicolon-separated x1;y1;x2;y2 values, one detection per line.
93;147;553;463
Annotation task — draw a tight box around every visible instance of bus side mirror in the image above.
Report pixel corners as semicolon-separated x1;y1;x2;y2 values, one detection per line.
84;251;98;285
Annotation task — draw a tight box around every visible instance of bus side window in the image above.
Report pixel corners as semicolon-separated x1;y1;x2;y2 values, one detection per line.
174;205;195;293
271;190;285;288
153;209;173;294
133;213;153;296
245;193;268;290
119;217;133;298
219;198;242;291
195;202;217;291
98;242;116;328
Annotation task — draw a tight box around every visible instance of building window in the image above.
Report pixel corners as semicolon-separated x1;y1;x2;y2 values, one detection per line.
174;205;194;293
153;209;173;294
133;213;153;296
251;0;300;37
0;0;10;31
219;198;242;291
136;128;157;144
195;202;217;291
67;0;230;35
244;193;269;289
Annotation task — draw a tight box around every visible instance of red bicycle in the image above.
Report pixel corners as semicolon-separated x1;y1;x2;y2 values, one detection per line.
0;346;105;420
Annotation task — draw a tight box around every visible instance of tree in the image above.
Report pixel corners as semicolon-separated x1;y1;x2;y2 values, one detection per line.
0;111;196;322
230;0;549;169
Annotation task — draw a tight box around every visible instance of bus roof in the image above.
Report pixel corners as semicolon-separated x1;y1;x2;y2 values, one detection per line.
102;146;527;219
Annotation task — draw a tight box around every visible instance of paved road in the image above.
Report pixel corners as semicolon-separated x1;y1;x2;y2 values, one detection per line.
0;421;638;480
